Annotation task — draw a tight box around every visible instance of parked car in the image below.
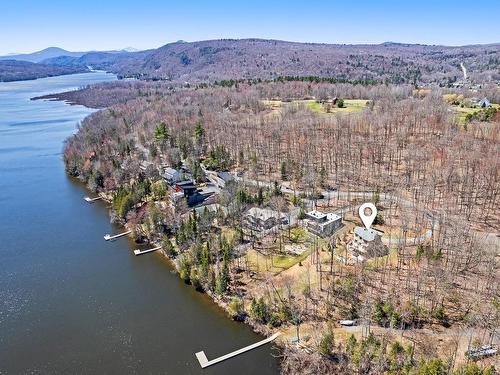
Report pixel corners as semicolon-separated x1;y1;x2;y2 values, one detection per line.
339;319;357;326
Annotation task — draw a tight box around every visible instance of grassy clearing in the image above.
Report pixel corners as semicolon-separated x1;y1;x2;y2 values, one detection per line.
451;103;499;124
262;99;369;115
244;229;320;273
245;247;313;273
307;99;369;114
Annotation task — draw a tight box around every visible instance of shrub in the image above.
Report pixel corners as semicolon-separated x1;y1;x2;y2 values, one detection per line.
318;329;335;356
228;297;245;320
250;297;269;323
162;236;177;257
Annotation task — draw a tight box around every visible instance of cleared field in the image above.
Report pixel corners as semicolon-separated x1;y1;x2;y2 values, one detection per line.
245;247;312;273
262;99;369;115
307;99;369;114
243;227;318;273
451;103;499;124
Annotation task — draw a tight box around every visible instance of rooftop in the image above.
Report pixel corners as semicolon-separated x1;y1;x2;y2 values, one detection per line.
354;226;382;242
247;207;285;221
307;210;326;219
306;210;341;222
217;171;234;181
164;167;179;175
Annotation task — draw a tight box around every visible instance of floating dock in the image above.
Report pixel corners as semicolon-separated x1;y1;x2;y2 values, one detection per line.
195;332;280;369
104;230;132;241
133;246;161;256
84;196;102;203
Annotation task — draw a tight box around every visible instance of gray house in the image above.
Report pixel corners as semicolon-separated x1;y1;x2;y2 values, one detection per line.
207;171;234;189
244;207;288;232
347;226;388;260
305;210;342;237
479;98;491;108
163;167;181;183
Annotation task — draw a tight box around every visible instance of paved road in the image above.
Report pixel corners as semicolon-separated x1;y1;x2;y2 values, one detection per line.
233;175;437;245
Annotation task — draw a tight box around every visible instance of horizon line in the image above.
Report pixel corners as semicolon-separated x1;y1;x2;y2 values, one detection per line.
3;38;500;56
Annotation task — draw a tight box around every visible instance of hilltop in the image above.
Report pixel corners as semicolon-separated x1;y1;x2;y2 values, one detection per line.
0;60;89;82
0;47;86;63
43;39;500;85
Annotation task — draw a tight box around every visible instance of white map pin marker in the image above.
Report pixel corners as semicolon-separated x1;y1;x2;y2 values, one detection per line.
359;203;377;229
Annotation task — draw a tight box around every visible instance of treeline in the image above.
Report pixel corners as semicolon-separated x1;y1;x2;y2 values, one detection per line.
63;80;499;373
282;331;496;375
0;60;88;82
214;75;380;87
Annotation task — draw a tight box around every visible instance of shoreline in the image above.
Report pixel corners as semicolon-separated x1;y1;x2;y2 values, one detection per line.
85;188;283;358
0;68;92;84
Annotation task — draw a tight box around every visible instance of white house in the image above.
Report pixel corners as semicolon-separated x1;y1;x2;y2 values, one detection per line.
305;210;342;237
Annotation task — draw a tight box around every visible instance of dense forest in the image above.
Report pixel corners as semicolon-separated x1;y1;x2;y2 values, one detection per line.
0;60;88;82
42;39;500;85
62;79;499;374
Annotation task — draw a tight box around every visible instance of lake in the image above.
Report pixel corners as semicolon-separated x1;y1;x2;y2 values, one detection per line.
0;72;280;374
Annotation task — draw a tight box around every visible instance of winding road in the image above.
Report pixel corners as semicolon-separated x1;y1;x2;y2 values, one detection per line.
233;175;437;246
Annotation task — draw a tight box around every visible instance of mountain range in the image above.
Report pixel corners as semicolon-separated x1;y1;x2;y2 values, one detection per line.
0;46;142;63
1;39;499;84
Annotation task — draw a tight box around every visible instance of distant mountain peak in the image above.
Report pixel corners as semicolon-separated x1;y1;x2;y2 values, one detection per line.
121;47;141;52
40;47;70;52
0;47;85;63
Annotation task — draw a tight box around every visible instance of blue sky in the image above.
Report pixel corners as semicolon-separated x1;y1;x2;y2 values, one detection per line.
1;0;499;54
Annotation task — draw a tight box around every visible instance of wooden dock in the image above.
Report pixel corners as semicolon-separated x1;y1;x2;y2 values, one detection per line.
104;230;132;241
84;196;102;203
195;332;280;369
133;246;161;256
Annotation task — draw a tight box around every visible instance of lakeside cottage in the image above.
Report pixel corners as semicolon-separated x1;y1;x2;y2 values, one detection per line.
305;210;342;237
163;167;181;183
171;180;212;207
206;171;234;189
347;226;388;260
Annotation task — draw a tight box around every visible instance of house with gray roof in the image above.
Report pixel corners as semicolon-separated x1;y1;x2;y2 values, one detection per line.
206;170;234;189
163;167;181;183
244;207;288;232
479;97;491;108
347;226;388;260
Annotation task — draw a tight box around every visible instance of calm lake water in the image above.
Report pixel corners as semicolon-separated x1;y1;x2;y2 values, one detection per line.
0;72;280;374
